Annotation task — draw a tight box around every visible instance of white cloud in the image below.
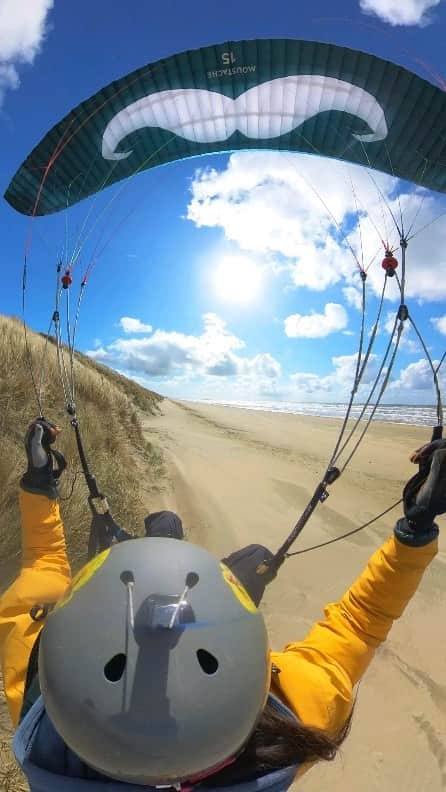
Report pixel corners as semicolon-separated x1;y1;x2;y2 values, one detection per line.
287;237;348;291
289;352;383;397
187;151;386;293
384;311;398;336
359;0;440;26
289;372;332;395
0;0;53;105
399;335;420;353
87;313;281;389
431;315;446;335
0;0;53;61
188;151;446;304
332;352;383;386
342;286;363;311
389;358;442;391
247;353;282;379
119;317;153;334
383;310;419;353
0;63;19;96
284;303;348;338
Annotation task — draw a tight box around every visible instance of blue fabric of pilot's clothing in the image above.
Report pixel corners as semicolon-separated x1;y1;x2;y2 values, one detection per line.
14;693;299;792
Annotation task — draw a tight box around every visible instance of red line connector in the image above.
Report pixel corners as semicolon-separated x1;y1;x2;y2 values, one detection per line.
61;270;73;289
382;251;398;277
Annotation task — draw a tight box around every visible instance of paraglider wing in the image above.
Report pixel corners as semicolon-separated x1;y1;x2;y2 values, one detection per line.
5;38;446;216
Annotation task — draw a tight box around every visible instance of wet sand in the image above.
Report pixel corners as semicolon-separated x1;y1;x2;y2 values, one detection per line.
142;399;446;792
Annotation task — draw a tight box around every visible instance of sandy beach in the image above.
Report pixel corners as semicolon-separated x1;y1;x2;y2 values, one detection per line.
142;399;446;792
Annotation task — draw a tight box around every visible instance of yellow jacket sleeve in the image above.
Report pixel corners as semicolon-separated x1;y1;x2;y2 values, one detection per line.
0;490;71;726
271;534;437;766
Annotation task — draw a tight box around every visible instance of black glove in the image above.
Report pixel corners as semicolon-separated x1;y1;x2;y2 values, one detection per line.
21;419;66;499
221;544;277;606
144;511;184;539
395;439;446;547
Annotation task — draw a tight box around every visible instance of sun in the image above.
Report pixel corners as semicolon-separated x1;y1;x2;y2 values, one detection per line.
214;256;263;304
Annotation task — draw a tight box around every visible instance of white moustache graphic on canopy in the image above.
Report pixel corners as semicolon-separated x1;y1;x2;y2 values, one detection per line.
102;75;388;160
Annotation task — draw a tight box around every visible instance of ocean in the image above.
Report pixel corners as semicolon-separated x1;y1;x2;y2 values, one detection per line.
193;400;441;427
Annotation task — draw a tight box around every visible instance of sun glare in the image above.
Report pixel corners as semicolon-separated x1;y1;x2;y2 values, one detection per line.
214;256;263;304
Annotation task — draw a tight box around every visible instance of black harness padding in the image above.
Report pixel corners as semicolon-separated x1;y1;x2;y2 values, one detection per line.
20;631;43;723
24;632;41;698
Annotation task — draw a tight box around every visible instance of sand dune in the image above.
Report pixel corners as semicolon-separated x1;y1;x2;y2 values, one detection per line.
142;399;446;792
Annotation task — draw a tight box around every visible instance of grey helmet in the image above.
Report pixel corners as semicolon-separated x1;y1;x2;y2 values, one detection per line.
38;538;270;786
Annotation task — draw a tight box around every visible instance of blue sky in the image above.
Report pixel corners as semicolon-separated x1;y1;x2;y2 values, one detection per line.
2;0;446;405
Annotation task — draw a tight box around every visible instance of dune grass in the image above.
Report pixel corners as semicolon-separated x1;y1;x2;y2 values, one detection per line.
0;314;165;790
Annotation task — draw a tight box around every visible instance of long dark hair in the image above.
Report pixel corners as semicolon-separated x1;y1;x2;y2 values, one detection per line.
207;695;356;786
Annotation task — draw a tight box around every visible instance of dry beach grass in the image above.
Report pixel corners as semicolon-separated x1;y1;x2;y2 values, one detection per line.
0;315;164;790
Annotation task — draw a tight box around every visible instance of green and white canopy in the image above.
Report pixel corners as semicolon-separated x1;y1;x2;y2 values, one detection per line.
5;38;446;216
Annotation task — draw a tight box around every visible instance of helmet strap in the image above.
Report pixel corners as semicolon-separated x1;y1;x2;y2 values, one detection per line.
154;754;238;792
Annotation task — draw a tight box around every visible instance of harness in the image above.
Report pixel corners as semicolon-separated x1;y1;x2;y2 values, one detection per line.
20;632;42;724
15;691;299;792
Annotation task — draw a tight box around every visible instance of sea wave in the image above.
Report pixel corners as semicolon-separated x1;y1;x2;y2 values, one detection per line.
192;399;440;427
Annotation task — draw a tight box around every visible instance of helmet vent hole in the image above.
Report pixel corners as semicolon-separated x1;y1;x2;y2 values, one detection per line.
197;649;219;675
186;572;199;588
104;653;127;682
